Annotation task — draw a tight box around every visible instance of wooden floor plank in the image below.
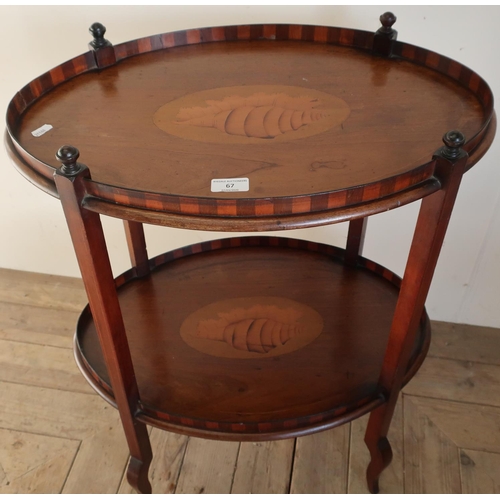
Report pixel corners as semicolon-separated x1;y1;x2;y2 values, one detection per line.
348;397;404;494
460;449;500;493
0;428;79;490
118;428;189;494
0;338;92;393
231;439;294;494
175;438;240;494
62;417;129;494
0;380;119;440
290;425;349;494
0;268;86;312
404;396;461;494
0;449;77;494
0;302;76;349
403;396;500;454
0;428;78;494
429;321;500;366
404;356;500;407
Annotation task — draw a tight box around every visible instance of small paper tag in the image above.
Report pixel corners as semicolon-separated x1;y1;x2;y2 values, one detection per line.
31;124;53;137
211;178;249;193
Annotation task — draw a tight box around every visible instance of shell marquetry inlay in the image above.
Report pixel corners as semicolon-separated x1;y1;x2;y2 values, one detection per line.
154;85;351;144
180;296;324;358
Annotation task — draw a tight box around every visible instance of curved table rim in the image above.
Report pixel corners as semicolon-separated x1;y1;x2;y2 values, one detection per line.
5;23;496;230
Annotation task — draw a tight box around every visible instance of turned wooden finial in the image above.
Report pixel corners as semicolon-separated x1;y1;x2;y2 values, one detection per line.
89;22;112;49
378;12;397;35
373;12;398;57
56;145;83;175
441;130;466;159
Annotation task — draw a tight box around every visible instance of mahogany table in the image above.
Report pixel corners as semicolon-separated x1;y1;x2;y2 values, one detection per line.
6;13;496;493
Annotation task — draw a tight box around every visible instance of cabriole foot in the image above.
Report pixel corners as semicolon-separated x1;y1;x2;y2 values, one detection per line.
365;436;393;494
127;456;153;494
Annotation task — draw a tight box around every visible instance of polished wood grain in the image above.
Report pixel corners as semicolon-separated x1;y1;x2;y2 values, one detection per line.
345;217;367;266
364;134;468;493
123;221;149;277
5;23;494;225
21;42;467;201
54;159;152;493
75;236;429;440
349;399;404;493
81;176;443;231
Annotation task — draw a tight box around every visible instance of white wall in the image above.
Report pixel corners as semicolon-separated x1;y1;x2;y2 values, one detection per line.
1;5;499;327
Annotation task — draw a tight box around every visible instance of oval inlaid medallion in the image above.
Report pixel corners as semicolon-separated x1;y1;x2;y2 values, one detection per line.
180;296;324;359
154;85;350;144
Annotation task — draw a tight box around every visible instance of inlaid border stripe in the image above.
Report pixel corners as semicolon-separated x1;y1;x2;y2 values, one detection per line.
237;25;251;40
136;394;378;434
392;41;493;115
9;26;493;128
111;24;375;61
8;51;97;132
83;162;436;218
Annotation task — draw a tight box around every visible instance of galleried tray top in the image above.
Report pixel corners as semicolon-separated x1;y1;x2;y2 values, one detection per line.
6;21;495;220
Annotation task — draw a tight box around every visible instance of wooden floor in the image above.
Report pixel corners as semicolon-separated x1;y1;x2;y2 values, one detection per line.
1;267;500;494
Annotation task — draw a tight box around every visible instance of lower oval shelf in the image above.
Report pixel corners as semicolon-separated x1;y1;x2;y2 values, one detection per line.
75;236;430;440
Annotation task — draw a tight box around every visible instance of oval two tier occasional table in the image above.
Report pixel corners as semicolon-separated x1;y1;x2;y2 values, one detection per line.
6;13;496;494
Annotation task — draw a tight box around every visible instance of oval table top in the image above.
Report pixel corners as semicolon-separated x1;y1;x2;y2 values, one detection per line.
6;23;495;229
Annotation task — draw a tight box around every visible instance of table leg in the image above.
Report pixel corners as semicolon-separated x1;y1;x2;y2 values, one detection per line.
54;148;153;493
345;217;367;266
364;132;468;493
124;220;150;277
